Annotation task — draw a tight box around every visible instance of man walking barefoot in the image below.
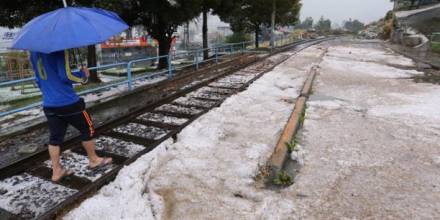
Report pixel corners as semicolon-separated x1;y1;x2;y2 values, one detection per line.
30;50;112;182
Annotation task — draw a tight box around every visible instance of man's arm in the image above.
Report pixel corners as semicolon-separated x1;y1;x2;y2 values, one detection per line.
59;50;87;83
29;52;41;88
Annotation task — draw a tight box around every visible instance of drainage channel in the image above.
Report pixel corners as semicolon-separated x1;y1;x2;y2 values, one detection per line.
0;39;328;220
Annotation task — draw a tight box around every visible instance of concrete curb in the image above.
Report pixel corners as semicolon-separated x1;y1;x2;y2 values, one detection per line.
382;42;440;70
300;66;319;97
267;65;319;179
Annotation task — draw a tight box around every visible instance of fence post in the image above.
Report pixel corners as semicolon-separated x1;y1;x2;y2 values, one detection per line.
127;62;133;90
168;55;173;79
156;48;159;66
215;47;218;64
230;45;233;55
195;49;199;70
241;42;245;54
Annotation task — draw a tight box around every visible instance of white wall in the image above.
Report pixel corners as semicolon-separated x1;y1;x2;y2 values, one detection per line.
0;28;20;52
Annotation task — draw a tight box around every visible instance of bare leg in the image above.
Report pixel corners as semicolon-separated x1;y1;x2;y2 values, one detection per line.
82;139;112;168
48;145;64;181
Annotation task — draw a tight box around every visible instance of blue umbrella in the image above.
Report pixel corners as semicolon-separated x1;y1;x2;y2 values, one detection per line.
12;7;128;53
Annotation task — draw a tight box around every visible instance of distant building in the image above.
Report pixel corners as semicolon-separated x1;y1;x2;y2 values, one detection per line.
0;28;20;53
392;0;440;11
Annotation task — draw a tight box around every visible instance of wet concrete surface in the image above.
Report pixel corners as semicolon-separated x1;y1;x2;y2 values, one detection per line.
288;39;440;219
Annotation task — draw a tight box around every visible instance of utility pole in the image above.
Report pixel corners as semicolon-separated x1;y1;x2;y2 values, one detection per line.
62;0;68;7
184;22;190;49
202;9;209;60
270;0;276;49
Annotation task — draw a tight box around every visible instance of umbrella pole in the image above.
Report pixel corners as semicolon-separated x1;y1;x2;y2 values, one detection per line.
71;49;88;84
77;49;85;67
61;0;88;83
72;49;85;68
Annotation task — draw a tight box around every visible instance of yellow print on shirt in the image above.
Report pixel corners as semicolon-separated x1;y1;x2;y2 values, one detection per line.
64;50;83;83
37;56;48;80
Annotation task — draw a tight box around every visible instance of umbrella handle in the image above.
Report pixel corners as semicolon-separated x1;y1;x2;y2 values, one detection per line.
80;64;89;85
71;48;89;84
81;75;89;84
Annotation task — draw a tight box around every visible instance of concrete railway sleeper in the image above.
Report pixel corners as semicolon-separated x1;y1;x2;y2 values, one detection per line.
0;39;330;220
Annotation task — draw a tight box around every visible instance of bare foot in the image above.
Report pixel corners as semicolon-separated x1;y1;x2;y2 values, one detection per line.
52;168;73;182
89;157;112;170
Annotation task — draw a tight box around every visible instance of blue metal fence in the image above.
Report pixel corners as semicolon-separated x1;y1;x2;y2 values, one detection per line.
0;37;296;117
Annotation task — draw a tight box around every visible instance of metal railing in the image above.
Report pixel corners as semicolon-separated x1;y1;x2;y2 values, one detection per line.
0;37;297;117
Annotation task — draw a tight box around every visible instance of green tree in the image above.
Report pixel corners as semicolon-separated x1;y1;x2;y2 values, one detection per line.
0;0;63;26
296;17;314;30
315;16;332;33
225;32;251;43
96;0;202;69
199;0;239;60
224;0;301;48
0;0;202;70
343;19;365;34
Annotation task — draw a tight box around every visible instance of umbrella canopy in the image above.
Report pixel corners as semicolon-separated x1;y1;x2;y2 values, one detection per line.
12;7;129;53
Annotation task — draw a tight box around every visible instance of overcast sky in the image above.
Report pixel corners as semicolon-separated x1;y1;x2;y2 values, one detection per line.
300;0;394;26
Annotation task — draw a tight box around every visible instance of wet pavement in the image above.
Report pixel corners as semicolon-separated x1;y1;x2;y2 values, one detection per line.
290;39;440;219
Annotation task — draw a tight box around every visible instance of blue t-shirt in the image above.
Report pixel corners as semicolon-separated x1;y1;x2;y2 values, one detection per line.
30;50;85;107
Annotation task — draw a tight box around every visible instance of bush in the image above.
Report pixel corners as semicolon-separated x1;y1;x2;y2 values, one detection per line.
432;42;440;54
385;10;394;21
382;18;394;40
274;170;293;186
225;32;251;44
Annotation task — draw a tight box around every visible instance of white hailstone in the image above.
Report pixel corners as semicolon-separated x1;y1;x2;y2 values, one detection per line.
290;144;304;165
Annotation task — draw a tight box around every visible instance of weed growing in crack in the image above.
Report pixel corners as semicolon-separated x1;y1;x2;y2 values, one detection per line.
254;164;271;182
299;107;306;128
286;138;299;153
274;170;293;186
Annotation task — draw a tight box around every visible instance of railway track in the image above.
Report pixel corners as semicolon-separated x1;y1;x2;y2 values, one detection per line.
0;39;329;220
